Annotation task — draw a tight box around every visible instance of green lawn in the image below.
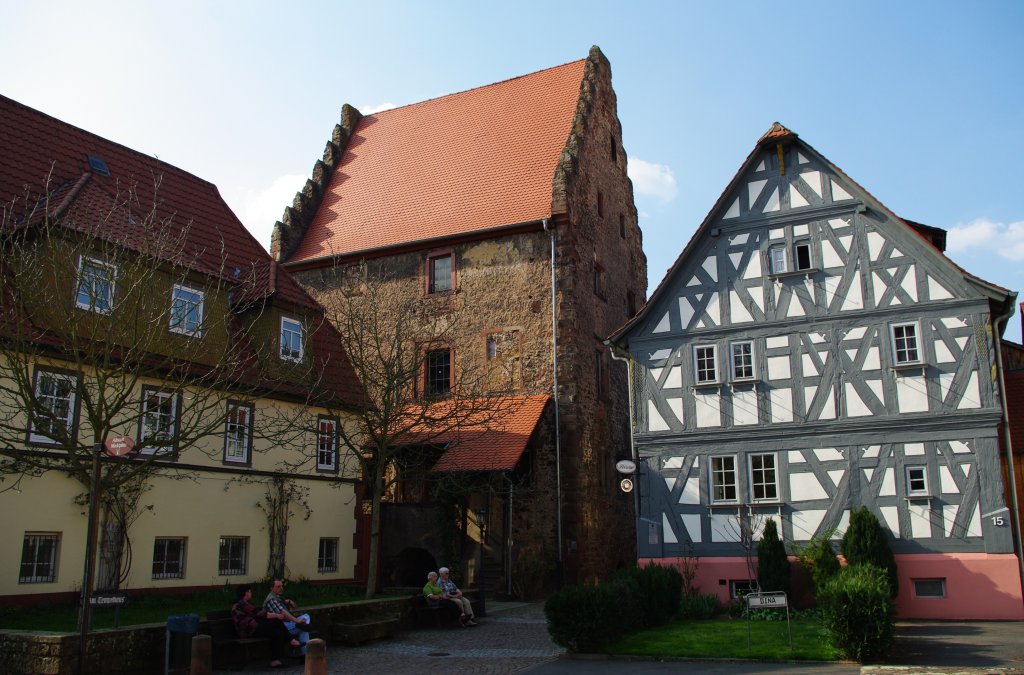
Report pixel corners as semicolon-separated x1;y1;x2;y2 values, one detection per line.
608;618;839;661
0;583;371;632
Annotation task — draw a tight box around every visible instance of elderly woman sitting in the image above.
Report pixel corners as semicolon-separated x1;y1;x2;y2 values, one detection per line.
423;570;468;625
437;566;477;626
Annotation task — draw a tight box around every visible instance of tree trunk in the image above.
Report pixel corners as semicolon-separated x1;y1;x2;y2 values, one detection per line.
365;488;382;599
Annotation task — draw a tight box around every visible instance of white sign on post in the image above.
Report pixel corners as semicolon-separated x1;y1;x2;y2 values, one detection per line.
746;592;788;608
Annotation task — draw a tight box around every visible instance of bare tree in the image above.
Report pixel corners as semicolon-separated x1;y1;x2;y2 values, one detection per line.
0;176;311;621
289;265;521;598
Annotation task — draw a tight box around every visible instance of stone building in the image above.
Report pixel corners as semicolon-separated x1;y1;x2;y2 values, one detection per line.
272;46;647;591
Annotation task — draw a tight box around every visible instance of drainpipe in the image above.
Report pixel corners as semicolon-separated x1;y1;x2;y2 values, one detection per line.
607;342;641;551
504;474;514;597
993;306;1024;597
543;217;564;586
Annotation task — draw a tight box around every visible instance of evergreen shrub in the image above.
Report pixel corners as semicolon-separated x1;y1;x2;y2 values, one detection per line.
544;577;641;653
841;506;899;597
796;533;841;592
817;564;895;661
756;518;790;594
615;563;683;627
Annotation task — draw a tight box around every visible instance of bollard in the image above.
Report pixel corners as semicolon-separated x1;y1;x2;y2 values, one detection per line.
190;634;212;675
304;638;327;675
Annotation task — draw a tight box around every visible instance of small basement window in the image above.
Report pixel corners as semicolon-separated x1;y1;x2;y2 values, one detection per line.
913;578;946;598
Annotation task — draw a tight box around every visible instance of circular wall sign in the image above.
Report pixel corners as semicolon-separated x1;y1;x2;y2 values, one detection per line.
615;459;637;475
620;478;634;493
104;435;135;457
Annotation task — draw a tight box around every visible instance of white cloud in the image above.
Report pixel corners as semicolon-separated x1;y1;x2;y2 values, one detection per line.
947;217;1024;261
235;174;308;252
628;158;678;202
361;102;398;114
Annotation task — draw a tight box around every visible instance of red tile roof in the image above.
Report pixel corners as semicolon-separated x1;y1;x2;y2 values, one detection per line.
397;394;550;472
0;94;364;407
286;59;587;263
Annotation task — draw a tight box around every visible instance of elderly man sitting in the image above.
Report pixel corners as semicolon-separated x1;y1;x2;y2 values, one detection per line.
437;566;477;626
264;579;311;653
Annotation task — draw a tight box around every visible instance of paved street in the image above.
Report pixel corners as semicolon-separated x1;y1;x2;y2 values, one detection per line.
223;601;1024;675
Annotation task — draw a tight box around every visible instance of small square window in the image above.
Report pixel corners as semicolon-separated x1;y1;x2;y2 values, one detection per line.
317;416;338;472
711;455;738;502
769;247;787;275
224;402;253;465
75;257;116;313
730;579;757;598
170;285;204;336
20;533;59;583
730;341;755;381
280;317;304;362
218;536;248;576
428;253;453;294
152;537;186;579
594;262;606;298
913;578;946;598
906;466;929;496
694;345;719;385
794;242;812;271
891;322;921;365
318;538;339;573
425;349;451;396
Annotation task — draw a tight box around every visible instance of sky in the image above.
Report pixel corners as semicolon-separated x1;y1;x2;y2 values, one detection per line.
2;1;1022;342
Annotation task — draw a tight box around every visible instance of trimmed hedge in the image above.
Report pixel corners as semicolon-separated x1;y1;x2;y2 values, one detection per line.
615;563;683;627
841;506;899;597
544;577;641;653
757;518;790;594
817;564;895;661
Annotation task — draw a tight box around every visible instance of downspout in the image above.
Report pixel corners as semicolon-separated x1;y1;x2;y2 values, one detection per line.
993;306;1024;596
504;474;514;597
543;217;564;585
607;342;640;547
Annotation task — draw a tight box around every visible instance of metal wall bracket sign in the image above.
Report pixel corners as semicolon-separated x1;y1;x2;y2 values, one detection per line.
745;591;792;649
620;477;634;493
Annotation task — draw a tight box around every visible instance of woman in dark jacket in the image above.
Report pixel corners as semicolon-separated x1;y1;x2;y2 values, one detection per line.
231;584;298;668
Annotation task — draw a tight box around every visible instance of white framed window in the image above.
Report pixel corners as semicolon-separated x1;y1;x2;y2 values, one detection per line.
317;416;338;472
140;389;178;454
20;533;60;583
224;401;253;465
768;247;787;275
794;241;813;271
28;369;78;445
427;252;453;293
913;578;946;598
170;284;204;336
905;466;929;496
749;453;779;502
890;322;922;365
710;455;738;502
75;256;116;313
280;317;304;362
730;341;755;381
152;537;186;580
693;344;719;385
729;579;757;599
218;536;248;576
318;537;339;573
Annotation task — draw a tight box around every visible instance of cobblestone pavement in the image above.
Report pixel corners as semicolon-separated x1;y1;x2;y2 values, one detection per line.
221;600;564;675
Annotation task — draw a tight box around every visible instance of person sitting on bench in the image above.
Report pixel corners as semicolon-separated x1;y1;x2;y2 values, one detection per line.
264;578;310;654
231;583;298;668
437;567;477;626
423;571;462;623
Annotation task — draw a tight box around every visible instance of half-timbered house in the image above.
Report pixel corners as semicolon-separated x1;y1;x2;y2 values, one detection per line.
609;123;1023;619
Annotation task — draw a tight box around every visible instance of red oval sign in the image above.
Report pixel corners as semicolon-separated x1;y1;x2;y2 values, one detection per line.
104;435;136;457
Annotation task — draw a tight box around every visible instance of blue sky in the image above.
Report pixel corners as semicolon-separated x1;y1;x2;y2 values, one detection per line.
2;0;1021;342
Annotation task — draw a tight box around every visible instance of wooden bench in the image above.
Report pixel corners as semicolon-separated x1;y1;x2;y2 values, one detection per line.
205;609;271;669
331;617;401;645
413;595;462;628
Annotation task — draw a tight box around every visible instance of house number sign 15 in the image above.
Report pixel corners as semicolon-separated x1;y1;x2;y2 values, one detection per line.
983;508;1009;527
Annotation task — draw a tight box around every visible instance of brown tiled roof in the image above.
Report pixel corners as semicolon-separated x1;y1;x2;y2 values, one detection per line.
0;94;364;407
285;59;587;263
758;121;797;143
430;395;550;472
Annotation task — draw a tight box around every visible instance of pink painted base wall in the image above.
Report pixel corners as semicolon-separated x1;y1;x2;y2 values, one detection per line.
642;552;1024;620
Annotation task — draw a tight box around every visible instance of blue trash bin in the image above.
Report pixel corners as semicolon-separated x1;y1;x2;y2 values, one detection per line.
165;613;199;675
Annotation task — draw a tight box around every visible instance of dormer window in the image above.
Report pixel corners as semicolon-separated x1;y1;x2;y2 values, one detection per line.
75;256;116;314
280;317;304;362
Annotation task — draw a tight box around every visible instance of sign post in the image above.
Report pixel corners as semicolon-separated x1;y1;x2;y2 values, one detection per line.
745;591;791;649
